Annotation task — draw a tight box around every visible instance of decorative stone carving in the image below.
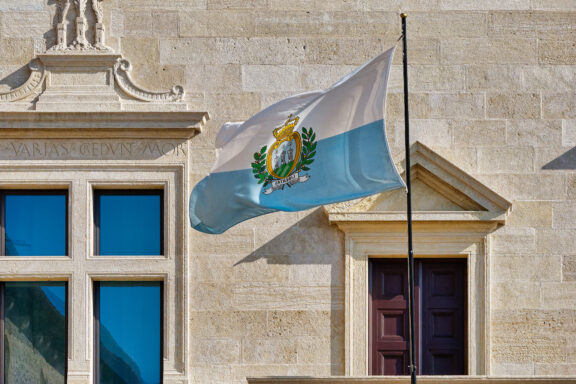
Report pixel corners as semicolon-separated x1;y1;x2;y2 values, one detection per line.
0;59;45;102
114;59;185;102
50;0;111;52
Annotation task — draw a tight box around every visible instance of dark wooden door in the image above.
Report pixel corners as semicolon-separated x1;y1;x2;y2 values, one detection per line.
421;260;466;375
369;258;466;376
369;259;418;375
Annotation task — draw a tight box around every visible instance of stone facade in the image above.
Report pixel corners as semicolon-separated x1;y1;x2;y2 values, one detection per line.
0;0;575;383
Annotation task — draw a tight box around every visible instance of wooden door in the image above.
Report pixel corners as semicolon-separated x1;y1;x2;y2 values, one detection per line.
369;258;466;375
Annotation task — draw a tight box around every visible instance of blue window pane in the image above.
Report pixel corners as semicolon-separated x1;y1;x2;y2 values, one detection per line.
4;282;67;384
5;194;67;256
97;192;162;256
98;282;162;384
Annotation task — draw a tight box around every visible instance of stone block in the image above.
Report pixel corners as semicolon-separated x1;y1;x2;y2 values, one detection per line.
552;202;576;229
465;64;522;91
191;227;254;254
0;11;51;38
487;93;540;119
311;0;359;11
297;336;333;364
452;119;506;146
0;65;32;92
521;65;576;92
254;11;398;38
231;365;290;382
109;8;125;37
491;227;536;254
536;229;576;255
543;93;576;119
289;263;335;286
124;10;179;37
299;64;357;90
180;10;255;37
267;0;311;10
507;119;562;146
408;65;466;91
357;0;441;11
186;64;242;92
208;0;267;9
0;0;44;10
536;363;576;376
392;39;440;65
203;92;261;120
120;0;206;9
569;174;576;200
492;281;541;310
442;38;537;64
234;255;290;283
242;65;302;92
190;310;268;337
491;363;534;376
440;0;530;10
394;119;452;148
254;225;342;256
536;146;576;170
540;282;576;309
563;255;576;281
386;93;431;119
191;337;241;364
190;282;234;310
539;39;576;64
429;92;485;118
533;0;576;10
267;309;341;337
233;284;343;310
477;147;534;173
491;255;561;282
192;254;235;282
489;11;576;38
507;201;553;228
303;38;398;65
562;120;576;146
242;338;297;364
409;12;487;38
0;38;34;65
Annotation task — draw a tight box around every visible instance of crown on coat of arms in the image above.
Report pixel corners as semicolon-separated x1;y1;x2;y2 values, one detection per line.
273;115;299;140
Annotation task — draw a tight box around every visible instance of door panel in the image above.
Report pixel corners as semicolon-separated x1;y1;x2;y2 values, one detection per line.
369;258;466;376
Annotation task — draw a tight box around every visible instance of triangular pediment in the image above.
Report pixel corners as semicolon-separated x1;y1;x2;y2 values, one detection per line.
325;142;511;227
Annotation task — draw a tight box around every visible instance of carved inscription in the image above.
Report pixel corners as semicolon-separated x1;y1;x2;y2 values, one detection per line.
1;141;187;160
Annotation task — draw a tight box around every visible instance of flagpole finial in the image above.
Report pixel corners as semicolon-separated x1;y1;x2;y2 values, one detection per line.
401;13;407;18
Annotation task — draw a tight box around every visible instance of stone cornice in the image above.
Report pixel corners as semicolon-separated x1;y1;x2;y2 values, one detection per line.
0;111;208;139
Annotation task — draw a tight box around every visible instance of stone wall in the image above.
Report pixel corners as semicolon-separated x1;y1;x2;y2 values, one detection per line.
0;0;575;383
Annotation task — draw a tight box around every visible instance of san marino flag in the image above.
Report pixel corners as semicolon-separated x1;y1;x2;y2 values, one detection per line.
190;47;405;234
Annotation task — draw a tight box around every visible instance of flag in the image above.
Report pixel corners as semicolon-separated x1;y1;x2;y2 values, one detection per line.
190;47;405;234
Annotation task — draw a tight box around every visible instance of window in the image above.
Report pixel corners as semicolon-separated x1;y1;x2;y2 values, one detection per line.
0;281;68;384
94;190;163;256
369;258;466;375
94;281;163;384
1;191;67;256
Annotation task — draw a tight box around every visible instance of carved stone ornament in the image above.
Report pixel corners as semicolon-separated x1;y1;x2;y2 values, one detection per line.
49;0;111;52
114;60;185;102
0;2;187;110
0;60;45;102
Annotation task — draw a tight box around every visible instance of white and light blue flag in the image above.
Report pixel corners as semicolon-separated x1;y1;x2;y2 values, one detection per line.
190;47;405;234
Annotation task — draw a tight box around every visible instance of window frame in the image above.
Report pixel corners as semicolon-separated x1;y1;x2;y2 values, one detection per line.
93;189;165;256
0;189;69;257
0;280;69;384
93;280;164;384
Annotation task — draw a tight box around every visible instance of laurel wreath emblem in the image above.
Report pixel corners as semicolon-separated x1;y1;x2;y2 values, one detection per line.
251;127;317;188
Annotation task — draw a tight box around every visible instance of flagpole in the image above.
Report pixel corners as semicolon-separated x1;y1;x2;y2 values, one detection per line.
401;13;418;384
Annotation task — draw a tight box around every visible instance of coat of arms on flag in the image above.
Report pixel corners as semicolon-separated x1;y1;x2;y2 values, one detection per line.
251;115;316;194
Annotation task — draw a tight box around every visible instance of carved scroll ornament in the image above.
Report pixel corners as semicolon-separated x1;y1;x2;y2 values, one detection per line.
114;59;185;102
0;60;45;102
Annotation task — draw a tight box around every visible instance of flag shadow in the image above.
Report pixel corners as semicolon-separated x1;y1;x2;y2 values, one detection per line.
542;147;576;170
234;208;344;375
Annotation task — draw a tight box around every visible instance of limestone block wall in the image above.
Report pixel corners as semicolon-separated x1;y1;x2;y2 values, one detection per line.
0;0;576;382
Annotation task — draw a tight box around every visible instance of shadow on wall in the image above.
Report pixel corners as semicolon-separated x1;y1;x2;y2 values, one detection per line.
542;147;576;170
235;208;345;375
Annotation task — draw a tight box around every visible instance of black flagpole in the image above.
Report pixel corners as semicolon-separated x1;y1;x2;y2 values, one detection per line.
401;13;418;384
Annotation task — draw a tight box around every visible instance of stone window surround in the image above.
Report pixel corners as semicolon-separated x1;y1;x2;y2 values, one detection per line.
339;222;492;377
0;166;189;384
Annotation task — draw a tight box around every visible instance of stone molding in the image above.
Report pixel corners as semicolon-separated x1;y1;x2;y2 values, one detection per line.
325;142;512;227
247;378;576;384
0;111;208;139
0;59;45;102
114;59;185;102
